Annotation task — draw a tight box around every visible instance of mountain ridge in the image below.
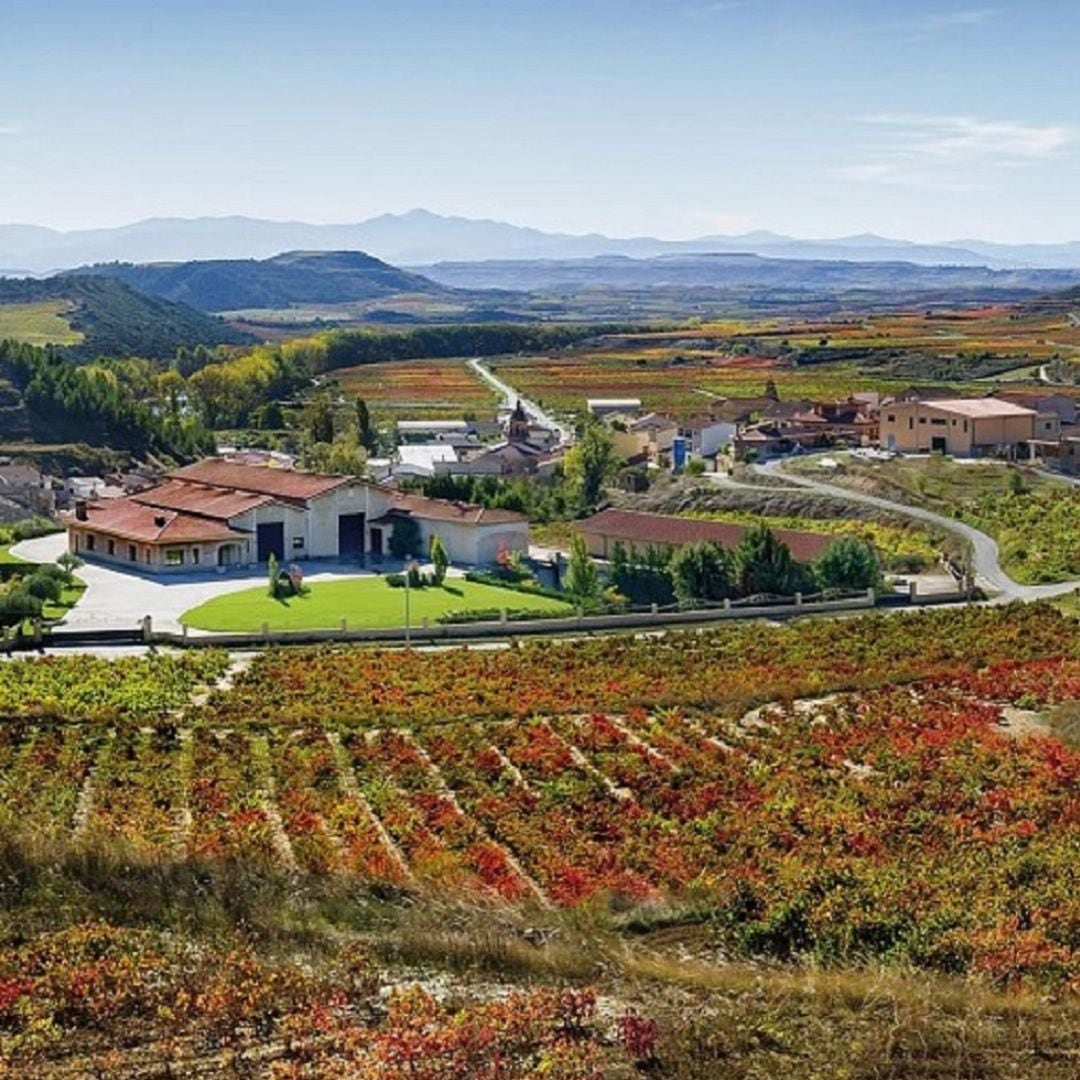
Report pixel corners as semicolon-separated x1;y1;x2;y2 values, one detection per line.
3;210;1080;271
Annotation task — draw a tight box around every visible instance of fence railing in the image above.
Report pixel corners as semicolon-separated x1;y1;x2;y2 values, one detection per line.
3;579;971;654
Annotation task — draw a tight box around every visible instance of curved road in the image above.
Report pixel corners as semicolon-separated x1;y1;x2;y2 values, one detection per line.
467;358;574;445
749;459;1079;602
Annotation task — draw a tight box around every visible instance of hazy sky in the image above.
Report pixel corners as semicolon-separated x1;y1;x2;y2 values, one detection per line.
2;0;1077;241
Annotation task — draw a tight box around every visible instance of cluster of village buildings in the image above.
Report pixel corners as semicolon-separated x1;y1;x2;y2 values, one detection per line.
586;387;1080;470
1;379;1075;578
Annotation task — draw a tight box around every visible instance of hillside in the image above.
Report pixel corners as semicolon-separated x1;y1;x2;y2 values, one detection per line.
74;249;448;312
0;276;248;357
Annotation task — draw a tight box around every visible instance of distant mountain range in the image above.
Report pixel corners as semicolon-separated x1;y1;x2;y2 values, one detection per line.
3;210;1080;272
73;250;446;313
418;253;1080;297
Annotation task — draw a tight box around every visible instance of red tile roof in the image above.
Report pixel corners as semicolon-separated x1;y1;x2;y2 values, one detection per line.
63;498;246;544
132;479;273;519
575;508;832;562
170;458;352;502
387;492;527;526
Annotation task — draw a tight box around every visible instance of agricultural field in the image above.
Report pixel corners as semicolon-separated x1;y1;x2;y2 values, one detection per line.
329;356;500;419
487;306;1076;421
787;455;1080;584
6;605;1080;1073
0;301;83;347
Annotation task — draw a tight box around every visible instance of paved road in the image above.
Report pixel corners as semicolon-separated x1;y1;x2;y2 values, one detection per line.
467;358;574;445
749;460;1079;602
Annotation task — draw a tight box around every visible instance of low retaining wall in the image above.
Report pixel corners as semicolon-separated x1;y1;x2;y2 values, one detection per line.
156;590;884;648
7;585;970;653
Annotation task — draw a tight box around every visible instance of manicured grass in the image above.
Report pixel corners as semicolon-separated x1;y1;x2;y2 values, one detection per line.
180;576;574;632
0;544;28;566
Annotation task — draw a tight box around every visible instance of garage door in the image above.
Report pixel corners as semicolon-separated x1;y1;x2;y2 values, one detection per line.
256;522;285;562
338;513;366;558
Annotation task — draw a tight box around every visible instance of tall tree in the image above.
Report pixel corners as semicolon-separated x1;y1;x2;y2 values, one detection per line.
564;422;617;510
355;397;377;453
733;524;808;596
566;533;599;600
669;541;733;605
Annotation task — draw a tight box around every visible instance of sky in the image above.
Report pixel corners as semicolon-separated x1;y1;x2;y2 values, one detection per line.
1;0;1078;242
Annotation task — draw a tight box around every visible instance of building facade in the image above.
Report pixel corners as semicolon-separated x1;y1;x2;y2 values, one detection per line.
879;399;1040;456
64;458;527;573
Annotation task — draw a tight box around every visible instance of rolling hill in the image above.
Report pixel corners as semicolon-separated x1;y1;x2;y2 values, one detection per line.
73;249;449;313
0;276;250;357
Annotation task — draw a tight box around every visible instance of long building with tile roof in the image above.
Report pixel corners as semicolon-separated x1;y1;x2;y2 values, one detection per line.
63;458;528;573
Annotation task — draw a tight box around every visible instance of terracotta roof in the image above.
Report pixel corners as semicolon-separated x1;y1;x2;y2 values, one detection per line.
388;492;527;526
132;479;273;519
575;508;832;562
63;498;246;544
170;458;352;502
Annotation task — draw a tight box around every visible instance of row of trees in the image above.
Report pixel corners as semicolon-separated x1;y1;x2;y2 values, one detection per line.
596;527;882;607
0;341;214;461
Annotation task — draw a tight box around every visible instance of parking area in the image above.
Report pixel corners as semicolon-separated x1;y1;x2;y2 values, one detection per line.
11;533;384;633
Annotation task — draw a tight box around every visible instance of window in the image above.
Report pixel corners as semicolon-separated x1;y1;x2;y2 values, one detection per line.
107;538;116;556
128;544;137;562
931;418;947;426
963;420;969;432
191;547;200;564
86;534;95;552
292;536;305;550
886;414;896;422
908;417;914;430
165;549;184;566
918;417;927;424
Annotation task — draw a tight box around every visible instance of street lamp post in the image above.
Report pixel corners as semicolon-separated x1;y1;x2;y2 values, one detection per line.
404;556;415;645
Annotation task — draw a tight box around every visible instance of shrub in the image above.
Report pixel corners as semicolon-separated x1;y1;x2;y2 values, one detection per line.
24;573;62;604
429;534;449;585
389;516;422;560
814;535;884;592
437;607;570;625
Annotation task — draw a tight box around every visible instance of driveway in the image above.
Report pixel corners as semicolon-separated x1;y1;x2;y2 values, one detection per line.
11;533;385;633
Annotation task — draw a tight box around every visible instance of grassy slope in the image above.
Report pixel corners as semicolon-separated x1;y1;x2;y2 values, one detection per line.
180;575;572;631
0;300;84;347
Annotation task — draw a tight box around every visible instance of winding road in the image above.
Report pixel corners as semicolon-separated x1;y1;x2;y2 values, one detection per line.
748;459;1079;602
467;358;574;445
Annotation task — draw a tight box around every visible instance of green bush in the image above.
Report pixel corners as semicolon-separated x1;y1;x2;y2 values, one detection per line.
437;607;571;625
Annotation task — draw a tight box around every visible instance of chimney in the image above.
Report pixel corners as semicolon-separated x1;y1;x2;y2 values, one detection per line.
75;500;88;522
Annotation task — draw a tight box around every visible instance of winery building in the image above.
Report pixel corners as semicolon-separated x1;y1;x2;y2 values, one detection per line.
63;458;528;573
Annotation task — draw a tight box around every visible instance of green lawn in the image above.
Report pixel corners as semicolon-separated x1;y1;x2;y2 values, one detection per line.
180;576;574;632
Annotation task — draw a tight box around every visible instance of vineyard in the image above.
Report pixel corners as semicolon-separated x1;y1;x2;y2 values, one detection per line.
5;604;1080;1074
486;306;1075;420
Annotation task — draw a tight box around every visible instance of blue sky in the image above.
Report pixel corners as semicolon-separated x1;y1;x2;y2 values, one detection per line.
1;0;1077;241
